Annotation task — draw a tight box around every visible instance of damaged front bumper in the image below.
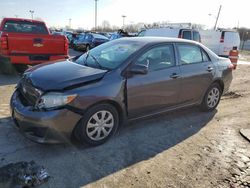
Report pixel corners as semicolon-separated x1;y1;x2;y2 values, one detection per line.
10;90;82;144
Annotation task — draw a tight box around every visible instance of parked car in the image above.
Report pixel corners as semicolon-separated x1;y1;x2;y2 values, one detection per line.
110;29;134;40
71;33;85;49
69;33;84;49
74;33;109;51
96;32;111;38
199;29;240;60
10;37;234;146
138;27;201;42
0;18;68;72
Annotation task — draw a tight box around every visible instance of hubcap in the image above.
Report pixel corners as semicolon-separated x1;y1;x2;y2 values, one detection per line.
207;87;220;108
86;110;114;141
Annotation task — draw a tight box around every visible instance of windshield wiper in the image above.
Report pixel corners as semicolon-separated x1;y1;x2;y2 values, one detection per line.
83;51;90;66
89;54;103;69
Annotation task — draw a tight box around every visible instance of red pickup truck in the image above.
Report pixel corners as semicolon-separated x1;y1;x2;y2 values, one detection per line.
0;18;68;71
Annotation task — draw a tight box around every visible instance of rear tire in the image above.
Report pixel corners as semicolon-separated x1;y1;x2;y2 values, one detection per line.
0;57;17;74
75;103;119;146
14;64;28;73
200;83;222;112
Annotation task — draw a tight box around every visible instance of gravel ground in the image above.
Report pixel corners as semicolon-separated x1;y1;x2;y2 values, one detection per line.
0;62;249;188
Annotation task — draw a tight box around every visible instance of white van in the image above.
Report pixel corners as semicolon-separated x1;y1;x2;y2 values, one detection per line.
138;28;201;42
199;30;240;57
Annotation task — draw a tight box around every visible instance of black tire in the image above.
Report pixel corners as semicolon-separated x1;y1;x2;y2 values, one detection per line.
75;103;119;146
200;83;222;112
14;64;28;73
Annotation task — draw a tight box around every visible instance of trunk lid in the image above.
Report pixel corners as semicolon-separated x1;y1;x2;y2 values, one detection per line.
6;33;66;55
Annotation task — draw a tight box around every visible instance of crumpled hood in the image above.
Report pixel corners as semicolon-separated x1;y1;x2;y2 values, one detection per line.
24;60;108;91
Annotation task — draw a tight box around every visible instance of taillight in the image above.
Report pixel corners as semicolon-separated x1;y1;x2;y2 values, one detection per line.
0;34;8;50
64;37;68;55
228;63;234;70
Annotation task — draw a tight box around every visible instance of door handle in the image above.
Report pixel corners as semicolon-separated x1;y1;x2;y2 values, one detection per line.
207;67;213;72
170;73;180;79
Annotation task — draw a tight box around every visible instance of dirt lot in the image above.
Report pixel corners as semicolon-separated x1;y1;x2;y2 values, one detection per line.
0;63;250;188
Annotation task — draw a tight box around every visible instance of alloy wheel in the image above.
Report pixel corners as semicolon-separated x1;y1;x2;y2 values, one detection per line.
207;87;220;108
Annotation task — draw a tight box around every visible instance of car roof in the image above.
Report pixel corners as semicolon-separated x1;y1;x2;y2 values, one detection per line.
116;36;200;45
114;37;219;60
91;33;109;39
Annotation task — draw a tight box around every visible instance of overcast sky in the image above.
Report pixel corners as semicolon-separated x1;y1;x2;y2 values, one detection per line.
0;0;249;29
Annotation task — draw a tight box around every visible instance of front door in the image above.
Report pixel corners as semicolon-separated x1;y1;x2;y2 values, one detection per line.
126;44;181;119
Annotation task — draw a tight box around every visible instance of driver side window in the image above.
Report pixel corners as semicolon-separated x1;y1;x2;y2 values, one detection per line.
135;44;175;72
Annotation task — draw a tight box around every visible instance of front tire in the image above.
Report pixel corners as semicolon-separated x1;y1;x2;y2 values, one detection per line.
200;83;222;112
75;103;119;146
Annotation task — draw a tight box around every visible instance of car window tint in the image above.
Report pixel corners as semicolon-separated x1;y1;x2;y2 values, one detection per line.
177;44;203;64
193;31;200;42
182;31;191;40
136;45;175;71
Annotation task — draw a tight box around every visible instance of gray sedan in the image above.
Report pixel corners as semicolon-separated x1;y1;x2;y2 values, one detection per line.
10;37;234;146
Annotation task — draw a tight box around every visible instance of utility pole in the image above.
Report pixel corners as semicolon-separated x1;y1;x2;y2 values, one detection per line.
122;15;126;27
214;5;222;30
94;0;98;31
29;10;34;20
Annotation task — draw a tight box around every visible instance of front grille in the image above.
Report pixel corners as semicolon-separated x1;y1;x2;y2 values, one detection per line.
18;78;42;107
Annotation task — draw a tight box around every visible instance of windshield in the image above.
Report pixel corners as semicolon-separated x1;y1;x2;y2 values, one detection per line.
75;40;143;70
138;30;146;37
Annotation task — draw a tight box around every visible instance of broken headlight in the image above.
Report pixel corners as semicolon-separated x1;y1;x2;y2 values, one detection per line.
37;92;77;110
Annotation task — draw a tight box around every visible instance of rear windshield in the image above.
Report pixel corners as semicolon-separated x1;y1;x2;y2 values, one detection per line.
3;20;48;34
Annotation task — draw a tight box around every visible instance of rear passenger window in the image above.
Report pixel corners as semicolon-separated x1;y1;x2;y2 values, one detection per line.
177;44;203;64
3;20;48;34
136;45;175;72
182;31;192;40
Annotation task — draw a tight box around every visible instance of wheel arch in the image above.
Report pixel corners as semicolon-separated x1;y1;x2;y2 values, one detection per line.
72;99;125;142
81;99;125;126
212;79;224;93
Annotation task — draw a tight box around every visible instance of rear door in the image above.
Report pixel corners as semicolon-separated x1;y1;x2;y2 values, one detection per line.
3;20;65;55
126;44;181;119
176;43;215;104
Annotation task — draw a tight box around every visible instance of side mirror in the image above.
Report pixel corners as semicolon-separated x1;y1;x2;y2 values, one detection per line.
130;64;148;75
